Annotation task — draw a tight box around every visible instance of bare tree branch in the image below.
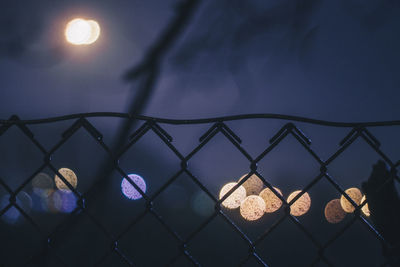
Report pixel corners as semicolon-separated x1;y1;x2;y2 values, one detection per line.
86;0;201;218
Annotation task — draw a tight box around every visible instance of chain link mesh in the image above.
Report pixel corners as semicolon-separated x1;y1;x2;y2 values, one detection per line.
0;113;399;266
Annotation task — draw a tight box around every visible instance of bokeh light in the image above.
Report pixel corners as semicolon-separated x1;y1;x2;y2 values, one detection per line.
39;189;59;213
238;174;264;195
121;174;147;200
259;186;283;213
54;168;78;191
191;190;214;217
51;190;77;213
32;172;54;195
340;187;362;213
219;182;246;209
360;195;370;217
287;190;311;217
0;192;32;225
324;199;346;224
240;195;266;221
65;18;100;45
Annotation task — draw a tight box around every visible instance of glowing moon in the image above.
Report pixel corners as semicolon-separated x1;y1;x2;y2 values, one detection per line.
340;187;362;213
240;195;266;221
324;199;346;224
238;174;264;195
259;187;283;213
121;174;147;200
54;168;78;191
360;195;370;217
219;182;246;209
287;190;311;217
65;18;100;45
85;20;101;44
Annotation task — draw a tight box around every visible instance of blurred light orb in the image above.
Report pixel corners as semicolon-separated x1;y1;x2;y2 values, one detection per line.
240;195;266;221
340;187;362;213
259;187;283;213
32;172;54;195
52;190;77;213
121;174;146;200
85;20;101;44
360;195;370;217
0;192;32;225
287;190;311;216
36;189;57;213
191;190;214;217
55;168;78;191
238;174;264;195
324;199;346;224
65;18;100;45
219;182;246;209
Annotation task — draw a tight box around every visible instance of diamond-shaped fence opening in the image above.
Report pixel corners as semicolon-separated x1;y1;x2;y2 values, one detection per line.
0;113;399;266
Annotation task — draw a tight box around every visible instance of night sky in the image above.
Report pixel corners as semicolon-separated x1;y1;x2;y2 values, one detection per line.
1;0;400;266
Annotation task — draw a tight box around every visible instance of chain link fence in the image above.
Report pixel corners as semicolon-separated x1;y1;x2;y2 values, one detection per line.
0;113;399;266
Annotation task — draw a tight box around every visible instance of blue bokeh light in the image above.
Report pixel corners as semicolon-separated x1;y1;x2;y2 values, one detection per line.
121;174;146;200
0;192;32;225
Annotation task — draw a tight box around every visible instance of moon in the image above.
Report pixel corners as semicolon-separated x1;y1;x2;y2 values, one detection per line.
85;20;101;44
65;18;100;45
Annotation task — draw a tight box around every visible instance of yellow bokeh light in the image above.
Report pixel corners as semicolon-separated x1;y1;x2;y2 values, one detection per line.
54;168;78;191
65;18;100;45
360;195;370;217
219;182;246;209
238;174;264;195
324;199;346;224
240;195;266;221
340;187;362;213
259;187;283;213
287;190;311;217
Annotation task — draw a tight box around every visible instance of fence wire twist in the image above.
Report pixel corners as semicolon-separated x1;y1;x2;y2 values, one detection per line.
1;113;400;266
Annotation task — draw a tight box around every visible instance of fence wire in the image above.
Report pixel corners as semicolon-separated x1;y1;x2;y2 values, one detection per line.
0;113;399;266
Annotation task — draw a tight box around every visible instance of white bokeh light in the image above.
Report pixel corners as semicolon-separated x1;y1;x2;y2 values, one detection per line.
219;182;246;209
240;195;266;221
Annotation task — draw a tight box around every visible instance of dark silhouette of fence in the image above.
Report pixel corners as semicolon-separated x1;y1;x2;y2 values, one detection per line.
0;113;399;266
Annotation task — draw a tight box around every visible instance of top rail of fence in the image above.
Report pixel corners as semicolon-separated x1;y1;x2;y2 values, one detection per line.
1;112;400;127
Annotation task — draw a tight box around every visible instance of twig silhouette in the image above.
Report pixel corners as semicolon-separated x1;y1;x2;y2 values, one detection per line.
85;0;201;219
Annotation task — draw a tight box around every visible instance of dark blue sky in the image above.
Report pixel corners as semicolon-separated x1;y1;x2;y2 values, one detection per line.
1;0;400;121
